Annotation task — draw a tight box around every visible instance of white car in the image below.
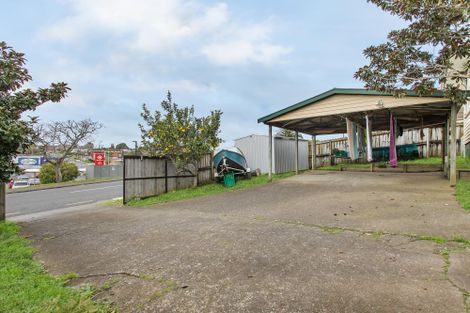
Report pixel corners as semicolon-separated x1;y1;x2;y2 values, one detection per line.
12;180;30;189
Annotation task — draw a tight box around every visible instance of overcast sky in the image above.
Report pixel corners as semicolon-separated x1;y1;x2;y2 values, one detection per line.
2;0;405;147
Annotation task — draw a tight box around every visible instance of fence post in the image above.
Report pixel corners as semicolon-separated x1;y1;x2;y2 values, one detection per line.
122;156;126;204
165;159;168;193
329;140;333;166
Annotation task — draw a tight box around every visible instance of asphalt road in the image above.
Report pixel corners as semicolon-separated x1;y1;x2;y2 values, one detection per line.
6;181;122;218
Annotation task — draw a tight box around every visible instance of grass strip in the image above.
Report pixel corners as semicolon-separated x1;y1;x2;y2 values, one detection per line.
318;156;469;170
126;172;295;206
0;221;112;313
457;180;470;212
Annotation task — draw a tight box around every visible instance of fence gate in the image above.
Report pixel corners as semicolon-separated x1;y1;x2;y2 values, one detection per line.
123;154;212;203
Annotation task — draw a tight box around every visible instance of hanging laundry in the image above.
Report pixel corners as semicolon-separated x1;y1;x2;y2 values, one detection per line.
365;115;373;162
346;118;358;160
389;112;398;167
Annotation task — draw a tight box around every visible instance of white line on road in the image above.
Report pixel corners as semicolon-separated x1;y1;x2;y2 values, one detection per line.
65;200;94;206
69;185;121;193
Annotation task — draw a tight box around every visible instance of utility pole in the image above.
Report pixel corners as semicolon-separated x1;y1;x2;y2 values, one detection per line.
132;141;138;155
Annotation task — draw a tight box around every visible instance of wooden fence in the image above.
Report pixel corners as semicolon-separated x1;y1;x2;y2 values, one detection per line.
123;154;212;203
309;126;463;168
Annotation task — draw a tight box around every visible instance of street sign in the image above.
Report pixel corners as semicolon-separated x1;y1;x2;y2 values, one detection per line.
94;153;105;166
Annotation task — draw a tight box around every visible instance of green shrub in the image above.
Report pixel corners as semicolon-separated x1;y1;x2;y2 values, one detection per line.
39;162;79;184
61;162;79;182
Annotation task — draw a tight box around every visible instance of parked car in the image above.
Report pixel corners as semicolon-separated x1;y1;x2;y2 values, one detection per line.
12;180;30;189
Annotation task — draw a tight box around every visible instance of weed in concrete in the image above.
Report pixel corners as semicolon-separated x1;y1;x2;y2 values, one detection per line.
59;272;79;282
440;248;450;275
100;282;112;291
451;235;470;246
415;235;448;245
464;292;470;312
320;226;344;235
150;279;178;300
368;231;384;240
139;273;155;281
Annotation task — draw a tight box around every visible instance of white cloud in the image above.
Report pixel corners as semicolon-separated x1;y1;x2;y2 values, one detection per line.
40;0;290;65
201;41;291;65
129;78;214;93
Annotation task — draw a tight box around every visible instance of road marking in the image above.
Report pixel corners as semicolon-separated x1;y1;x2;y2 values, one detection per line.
69;185;121;193
65;200;94;206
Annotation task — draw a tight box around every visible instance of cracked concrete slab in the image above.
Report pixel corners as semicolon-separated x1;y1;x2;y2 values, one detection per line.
20;171;470;312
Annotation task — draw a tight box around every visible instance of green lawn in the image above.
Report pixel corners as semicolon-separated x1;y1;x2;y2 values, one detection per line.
0;222;112;313
401;156;470;168
456;180;470;212
318;156;470;170
317;163;371;171
126;172;295;206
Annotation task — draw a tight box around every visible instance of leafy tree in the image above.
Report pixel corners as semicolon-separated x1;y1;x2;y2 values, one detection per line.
276;129;303;139
39;162;79;184
139;91;222;174
355;0;469;105
115;142;129;150
35;119;102;182
0;41;69;219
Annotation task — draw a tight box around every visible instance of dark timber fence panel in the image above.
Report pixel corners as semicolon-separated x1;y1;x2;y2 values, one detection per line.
123;154;212;203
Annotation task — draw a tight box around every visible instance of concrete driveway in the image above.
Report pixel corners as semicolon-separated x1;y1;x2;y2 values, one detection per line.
21;171;470;313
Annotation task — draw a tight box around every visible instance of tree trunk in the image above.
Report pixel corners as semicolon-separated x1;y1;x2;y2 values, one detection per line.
0;183;5;221
54;164;63;183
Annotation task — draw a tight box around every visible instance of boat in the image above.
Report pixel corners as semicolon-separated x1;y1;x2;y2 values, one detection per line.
213;147;251;180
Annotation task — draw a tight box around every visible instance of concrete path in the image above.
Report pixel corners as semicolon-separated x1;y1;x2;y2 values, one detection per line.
20;171;470;313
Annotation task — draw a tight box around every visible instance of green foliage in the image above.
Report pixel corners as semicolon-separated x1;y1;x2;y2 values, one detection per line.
39;162;78;184
127;172;295;206
115;142;129;150
276;129;303;139
0;221;112;313
0;42;69;183
139;91;222;173
61;163;79;182
355;1;469;105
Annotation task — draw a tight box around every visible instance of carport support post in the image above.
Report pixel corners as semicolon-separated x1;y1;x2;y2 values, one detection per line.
443;120;448;176
312;135;317;170
295;131;299;174
450;102;458;186
268;125;273;182
426;128;430;158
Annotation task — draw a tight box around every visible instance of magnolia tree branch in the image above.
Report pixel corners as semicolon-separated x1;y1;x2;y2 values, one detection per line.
34;119;102;182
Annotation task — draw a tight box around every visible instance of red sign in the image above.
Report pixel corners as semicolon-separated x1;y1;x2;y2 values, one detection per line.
94;153;105;166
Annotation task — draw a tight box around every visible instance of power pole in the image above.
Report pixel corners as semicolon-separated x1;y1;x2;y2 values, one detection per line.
132;141;138;156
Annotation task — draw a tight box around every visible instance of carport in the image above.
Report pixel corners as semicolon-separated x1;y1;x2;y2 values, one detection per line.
258;88;465;186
